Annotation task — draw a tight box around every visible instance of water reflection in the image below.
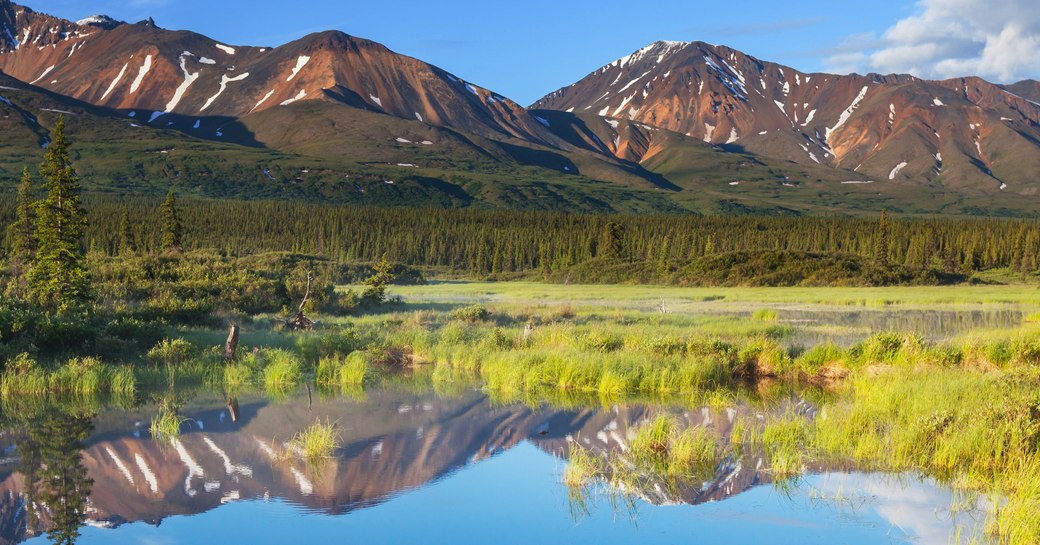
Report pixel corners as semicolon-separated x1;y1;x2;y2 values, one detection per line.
0;388;986;545
14;412;94;545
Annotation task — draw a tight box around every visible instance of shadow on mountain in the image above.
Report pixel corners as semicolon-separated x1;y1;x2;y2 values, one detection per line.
494;140;579;174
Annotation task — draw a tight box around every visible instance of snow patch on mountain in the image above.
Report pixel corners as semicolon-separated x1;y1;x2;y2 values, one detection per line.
889;161;908;180
287;56;310;82
215;44;236;55
826;86;869;143
29;65;55;85
201;72;250;111
613;41;688;69
100;62;128;101
802;109;816;126
129;55;152;94
250;90;275;113
280;89;306;106
165;54;200;113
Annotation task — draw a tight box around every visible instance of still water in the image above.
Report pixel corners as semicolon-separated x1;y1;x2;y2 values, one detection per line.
4;388;983;545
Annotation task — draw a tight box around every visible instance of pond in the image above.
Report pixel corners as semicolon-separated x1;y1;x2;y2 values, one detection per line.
3;386;986;545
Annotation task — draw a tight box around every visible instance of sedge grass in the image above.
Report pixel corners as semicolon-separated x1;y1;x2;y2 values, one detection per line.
563;443;605;488
149;401;184;444
290;418;340;463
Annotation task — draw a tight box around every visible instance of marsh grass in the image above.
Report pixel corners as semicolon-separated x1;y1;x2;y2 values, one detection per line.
290;418;340;463
1;355;136;398
563;443;604;488
316;351;377;389
262;349;304;391
149;401;184;444
753;309;779;322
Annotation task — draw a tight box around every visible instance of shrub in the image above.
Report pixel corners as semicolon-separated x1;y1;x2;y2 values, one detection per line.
147;338;195;365
450;305;491;322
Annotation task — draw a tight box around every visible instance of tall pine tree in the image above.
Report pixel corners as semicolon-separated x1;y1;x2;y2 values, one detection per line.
873;210;889;267
160;191;183;251
27;118;90;311
8;167;36;267
118;208;135;255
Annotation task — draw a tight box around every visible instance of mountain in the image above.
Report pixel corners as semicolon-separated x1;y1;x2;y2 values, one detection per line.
0;1;558;145
3;0;1040;215
1005;80;1040;103
0;70;690;211
534;41;1040;199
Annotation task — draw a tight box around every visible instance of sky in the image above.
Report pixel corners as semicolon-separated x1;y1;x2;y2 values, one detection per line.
24;0;1040;105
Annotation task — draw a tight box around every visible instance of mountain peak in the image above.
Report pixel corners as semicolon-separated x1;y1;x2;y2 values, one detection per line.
75;14;124;30
135;16;159;29
610;40;691;70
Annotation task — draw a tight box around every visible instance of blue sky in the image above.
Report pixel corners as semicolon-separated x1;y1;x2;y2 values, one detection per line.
25;0;1040;105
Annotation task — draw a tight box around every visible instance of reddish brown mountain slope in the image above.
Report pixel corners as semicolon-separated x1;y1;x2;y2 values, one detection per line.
0;0;559;145
534;41;1040;195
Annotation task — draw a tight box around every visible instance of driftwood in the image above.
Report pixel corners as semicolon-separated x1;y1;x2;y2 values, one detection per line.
286;272;315;331
223;323;240;363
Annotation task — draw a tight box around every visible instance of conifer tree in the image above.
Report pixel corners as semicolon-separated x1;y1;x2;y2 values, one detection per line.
27;118;90;311
118;209;135;254
8;167;36;267
362;255;396;304
873;210;889;267
704;236;716;256
600;222;624;259
160;191;183;251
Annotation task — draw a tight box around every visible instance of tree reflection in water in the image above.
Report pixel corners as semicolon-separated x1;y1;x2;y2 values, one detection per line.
19;411;94;545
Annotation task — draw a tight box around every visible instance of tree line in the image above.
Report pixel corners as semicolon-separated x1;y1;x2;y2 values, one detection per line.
3;197;1037;277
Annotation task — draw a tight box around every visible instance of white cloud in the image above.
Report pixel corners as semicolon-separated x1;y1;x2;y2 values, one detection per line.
826;0;1040;83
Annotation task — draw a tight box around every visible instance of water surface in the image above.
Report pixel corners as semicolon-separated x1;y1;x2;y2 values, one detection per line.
0;386;987;545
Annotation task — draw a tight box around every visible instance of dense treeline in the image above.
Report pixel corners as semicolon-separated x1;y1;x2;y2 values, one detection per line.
3;197;1038;277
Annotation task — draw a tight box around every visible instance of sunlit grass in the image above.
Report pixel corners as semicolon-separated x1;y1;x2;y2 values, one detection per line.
290;418;340;463
149;401;183;444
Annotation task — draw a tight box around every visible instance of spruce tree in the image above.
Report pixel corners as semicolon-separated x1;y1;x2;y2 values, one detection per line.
362;255;396;304
599;222;624;259
118;209;135;254
27;118;90;311
160;191;183;251
704;236;716;256
8;167;36;267
873;210;889;267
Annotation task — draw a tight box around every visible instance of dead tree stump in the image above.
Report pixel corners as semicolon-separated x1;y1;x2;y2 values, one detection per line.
286;272;316;331
223;323;240;363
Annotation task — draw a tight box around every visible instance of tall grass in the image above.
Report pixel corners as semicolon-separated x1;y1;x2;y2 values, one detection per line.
0;355;136;398
563;443;604;488
290;418;340;463
316;351;377;389
262;349;303;391
149;401;183;444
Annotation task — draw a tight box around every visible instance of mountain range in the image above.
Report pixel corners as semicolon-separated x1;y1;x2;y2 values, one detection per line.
1;0;1039;215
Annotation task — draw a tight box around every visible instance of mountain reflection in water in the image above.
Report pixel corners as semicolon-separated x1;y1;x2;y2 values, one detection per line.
0;388;984;545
